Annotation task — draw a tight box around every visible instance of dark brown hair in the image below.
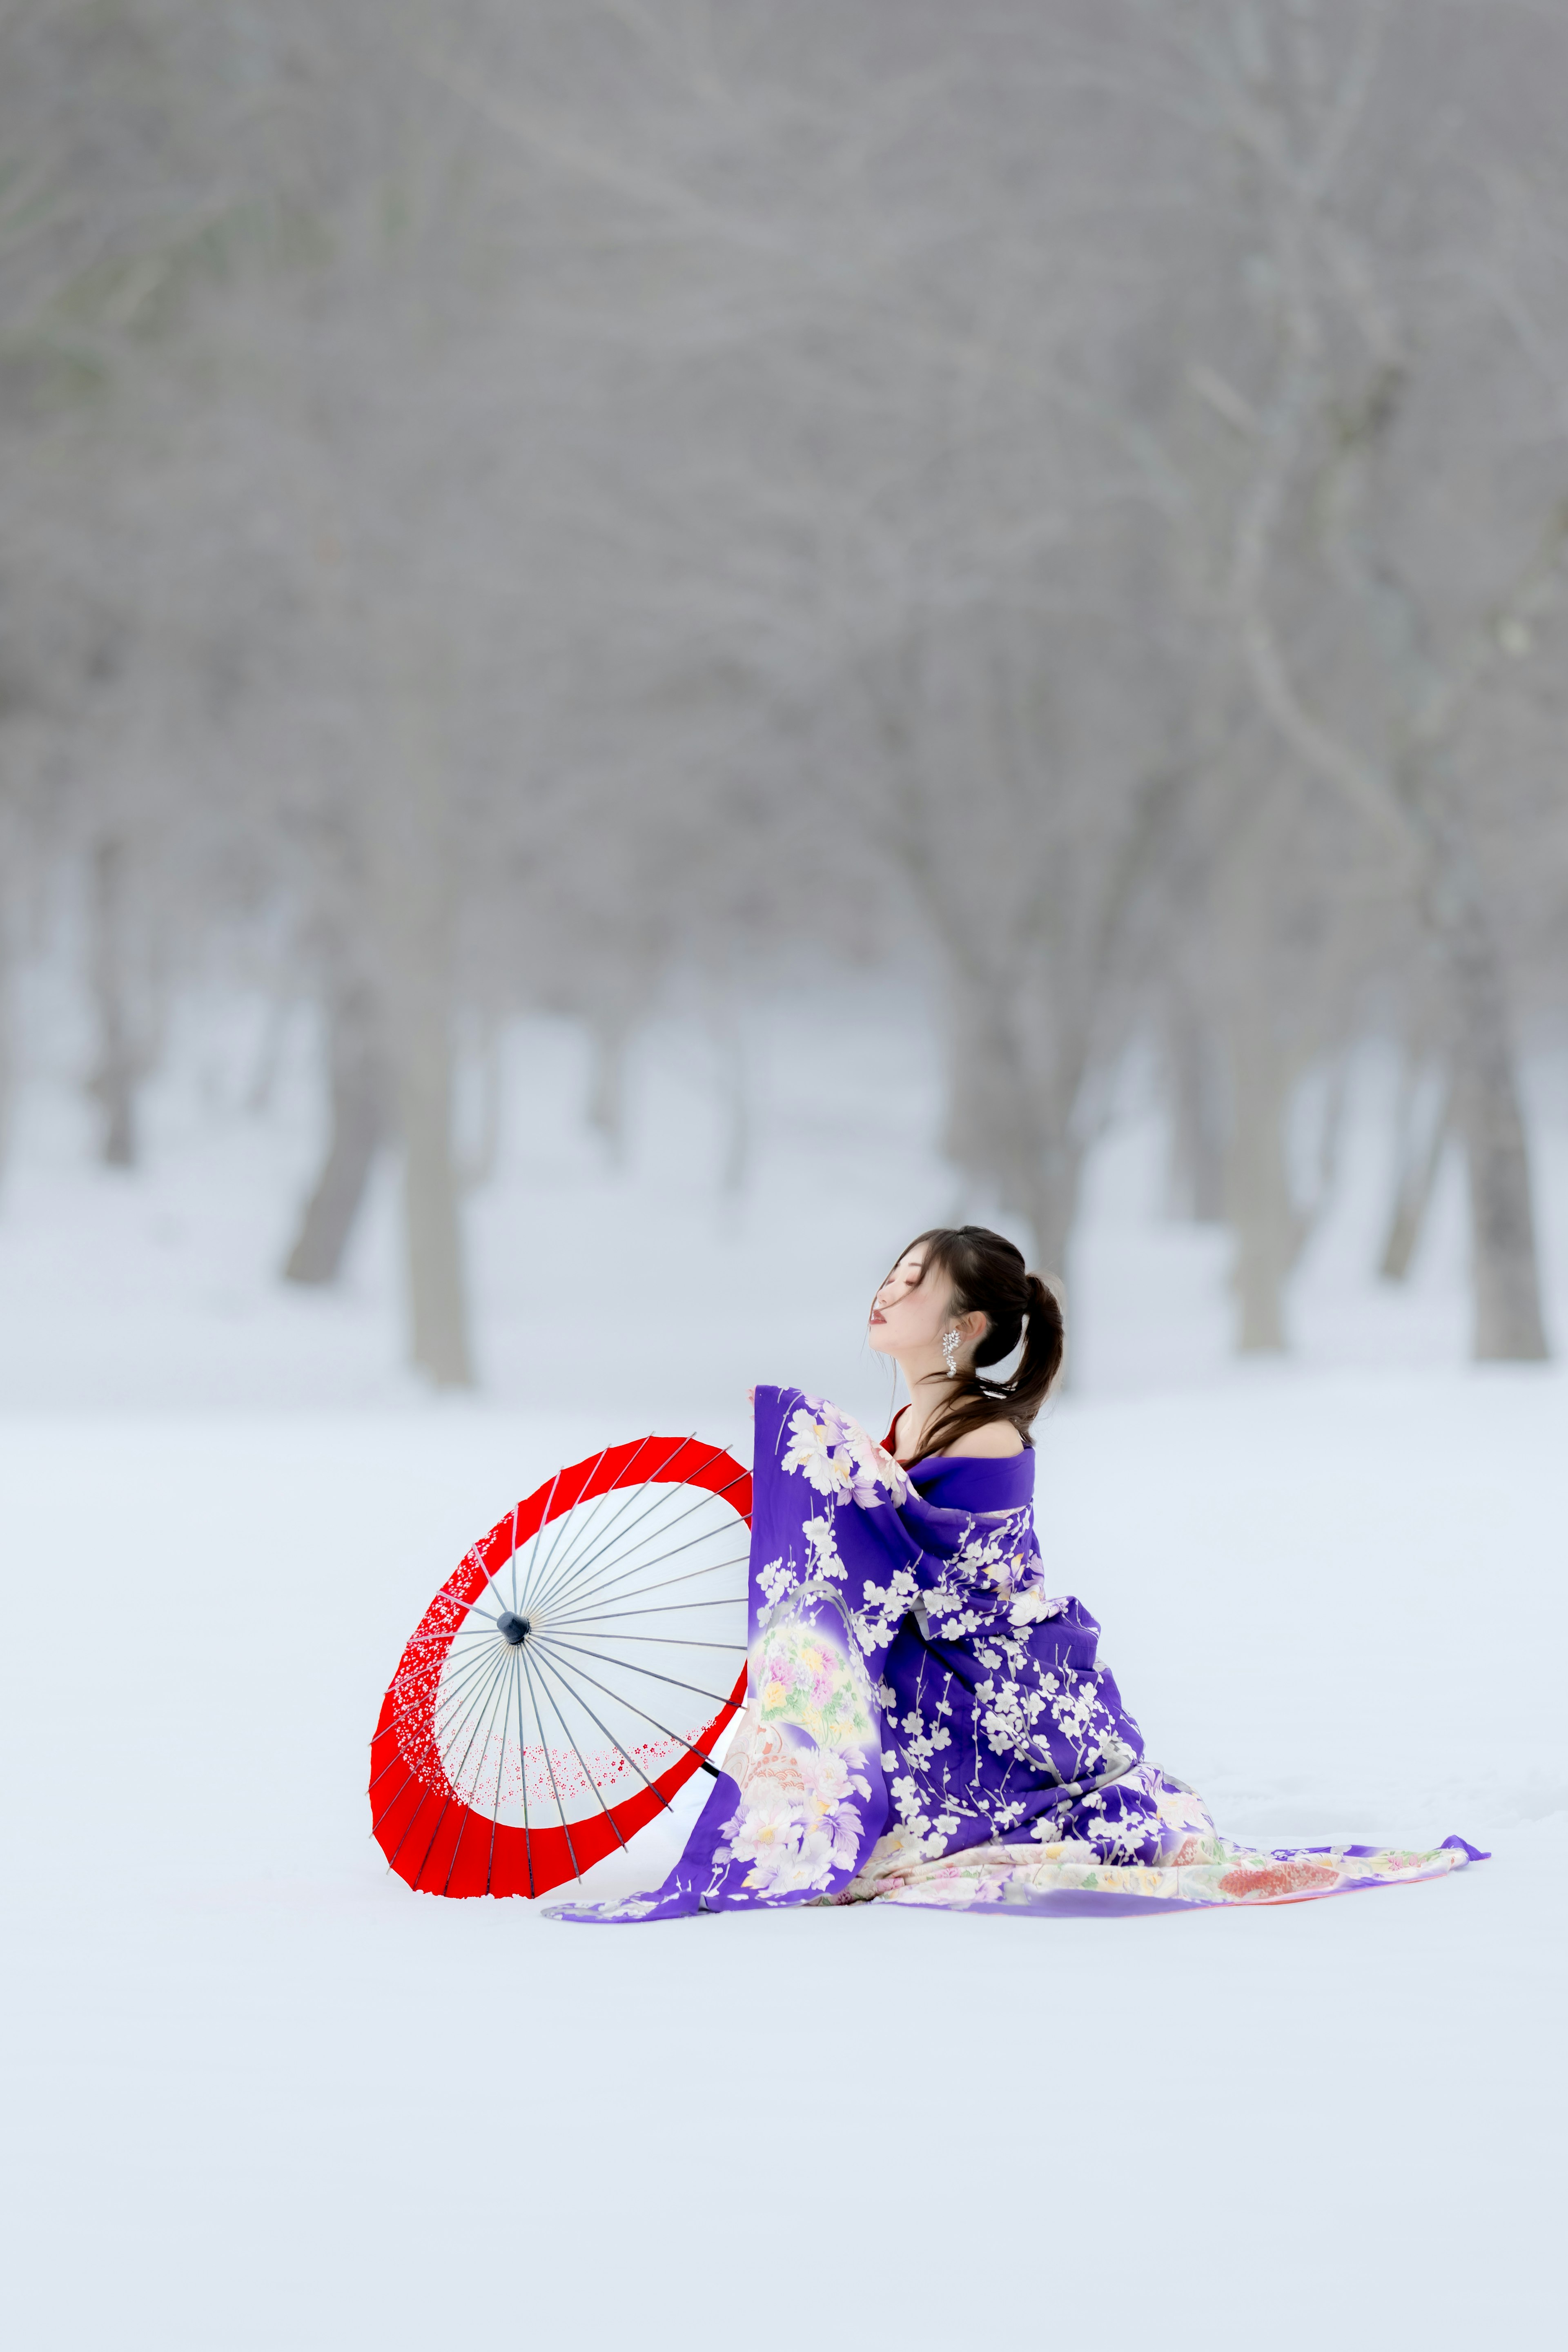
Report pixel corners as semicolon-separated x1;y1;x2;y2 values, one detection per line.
883;1225;1064;1454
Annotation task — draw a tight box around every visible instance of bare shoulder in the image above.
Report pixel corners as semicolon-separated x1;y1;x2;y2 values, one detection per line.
942;1419;1025;1459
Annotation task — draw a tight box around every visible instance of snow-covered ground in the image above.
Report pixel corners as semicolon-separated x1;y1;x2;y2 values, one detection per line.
1;986;1564;2347
4;1382;1562;2351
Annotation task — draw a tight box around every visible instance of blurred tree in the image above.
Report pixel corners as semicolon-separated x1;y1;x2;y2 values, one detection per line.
1100;0;1568;1354
2;0;1565;1382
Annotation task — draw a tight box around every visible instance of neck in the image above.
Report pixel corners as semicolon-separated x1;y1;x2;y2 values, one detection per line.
893;1355;956;1449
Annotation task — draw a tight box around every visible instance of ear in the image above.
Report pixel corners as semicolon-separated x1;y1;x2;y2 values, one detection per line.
960;1310;989;1350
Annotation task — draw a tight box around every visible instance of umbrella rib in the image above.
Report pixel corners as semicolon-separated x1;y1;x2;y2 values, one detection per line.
535;1441;621;1596
521;1648;584;1882
419;1650;511;1840
371;1762;420;1844
372;1645;526;1848
542;1501;747;1621
535;1630;742;1713
519;1432;661;1606
400;1644;492;1705
547;1584;749;1627
514;1461;568;1614
390;1627;505;1722
450;1553;746;1646
390;1639;500;1736
441;1652;517;1896
539;1463;745;1619
433;1635;506;1695
550;1458;752;1608
449;1593;502;1626
435;1561;513;1638
495;1649;535;1899
542;1551;751;1617
522;1434;687;1617
545;1630;748;1652
377;1650;510;1780
484;1651;520;1899
515;1651;537;1896
539;1435;713;1599
450;1536;528;1625
374;1673;490;1763
527;1643;678;1820
528;1440;728;1617
444;1620;528;1653
537;1498;721;1624
514;1451;597;1612
533;1646;740;1782
450;1645;518;1817
385;1771;442;1874
376;1650;495;1758
522;1469;618;1603
369;1744;413;1797
524;1439;710;1627
418;1652;512;1893
528;1648;629;1859
421;1649;512;1804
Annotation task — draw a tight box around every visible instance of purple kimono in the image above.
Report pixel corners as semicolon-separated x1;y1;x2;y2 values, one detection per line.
550;1387;1482;1920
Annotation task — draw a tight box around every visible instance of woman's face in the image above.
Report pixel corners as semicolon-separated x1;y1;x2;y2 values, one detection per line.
867;1249;950;1358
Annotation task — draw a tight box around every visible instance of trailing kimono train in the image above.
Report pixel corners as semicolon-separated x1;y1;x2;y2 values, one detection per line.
550;1386;1483;1923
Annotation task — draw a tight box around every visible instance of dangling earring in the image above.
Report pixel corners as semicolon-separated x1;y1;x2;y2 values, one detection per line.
941;1330;960;1378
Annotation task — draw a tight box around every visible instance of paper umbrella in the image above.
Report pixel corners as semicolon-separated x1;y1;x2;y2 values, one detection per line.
370;1436;751;1898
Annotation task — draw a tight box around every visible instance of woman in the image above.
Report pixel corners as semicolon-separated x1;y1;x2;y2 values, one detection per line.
551;1225;1481;1922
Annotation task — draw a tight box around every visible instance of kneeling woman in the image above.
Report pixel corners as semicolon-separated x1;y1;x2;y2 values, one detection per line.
552;1226;1481;1922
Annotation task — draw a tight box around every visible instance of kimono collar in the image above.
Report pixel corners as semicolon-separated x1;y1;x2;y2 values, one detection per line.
901;1448;1035;1513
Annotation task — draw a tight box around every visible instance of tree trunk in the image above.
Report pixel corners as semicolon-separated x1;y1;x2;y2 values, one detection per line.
1224;1015;1302;1354
0;912;12;1178
283;976;387;1286
586;1013;632;1165
1019;1140;1082;1288
1224;352;1552;1359
1378;1062;1449;1284
396;987;472;1388
715;1015;751;1198
370;666;475;1389
87;836;139;1168
939;962;1081;1278
456;1018;503;1192
1421;848;1548;1358
1165;1007;1226;1223
1231;656;1551;1354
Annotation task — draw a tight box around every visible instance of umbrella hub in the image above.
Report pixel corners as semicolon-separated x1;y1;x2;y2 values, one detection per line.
497;1612;532;1646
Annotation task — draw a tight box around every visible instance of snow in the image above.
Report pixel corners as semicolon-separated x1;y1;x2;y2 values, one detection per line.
5;1380;1562;2350
1;990;1564;2346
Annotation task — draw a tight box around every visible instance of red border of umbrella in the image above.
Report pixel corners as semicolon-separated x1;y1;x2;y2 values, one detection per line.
369;1436;751;1899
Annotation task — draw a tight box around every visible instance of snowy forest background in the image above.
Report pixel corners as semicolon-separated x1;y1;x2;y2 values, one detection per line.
6;14;1566;2348
3;0;1568;1409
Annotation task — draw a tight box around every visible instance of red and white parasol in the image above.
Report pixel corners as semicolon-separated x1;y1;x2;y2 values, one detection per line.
370;1437;751;1899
